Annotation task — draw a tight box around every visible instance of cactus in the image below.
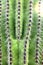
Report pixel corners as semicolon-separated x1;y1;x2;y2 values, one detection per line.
35;0;42;65
4;0;12;65
0;0;43;65
23;0;33;65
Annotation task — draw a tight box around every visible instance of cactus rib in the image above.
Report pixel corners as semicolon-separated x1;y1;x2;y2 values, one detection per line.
5;0;12;65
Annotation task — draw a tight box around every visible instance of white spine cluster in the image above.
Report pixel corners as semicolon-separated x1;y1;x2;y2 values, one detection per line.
23;0;33;65
5;0;12;65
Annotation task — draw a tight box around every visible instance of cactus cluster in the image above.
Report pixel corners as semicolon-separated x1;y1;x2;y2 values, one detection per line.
0;0;43;65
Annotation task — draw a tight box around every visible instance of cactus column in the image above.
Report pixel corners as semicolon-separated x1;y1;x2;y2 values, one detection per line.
23;0;33;65
16;0;21;65
0;0;2;65
35;0;42;65
5;0;12;65
16;0;21;40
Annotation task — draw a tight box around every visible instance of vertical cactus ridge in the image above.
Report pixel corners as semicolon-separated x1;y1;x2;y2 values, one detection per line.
23;0;33;65
0;0;2;65
4;0;12;65
16;0;21;40
16;0;23;40
16;0;21;65
35;0;42;65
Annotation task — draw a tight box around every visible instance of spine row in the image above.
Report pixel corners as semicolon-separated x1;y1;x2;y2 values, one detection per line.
5;0;12;65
